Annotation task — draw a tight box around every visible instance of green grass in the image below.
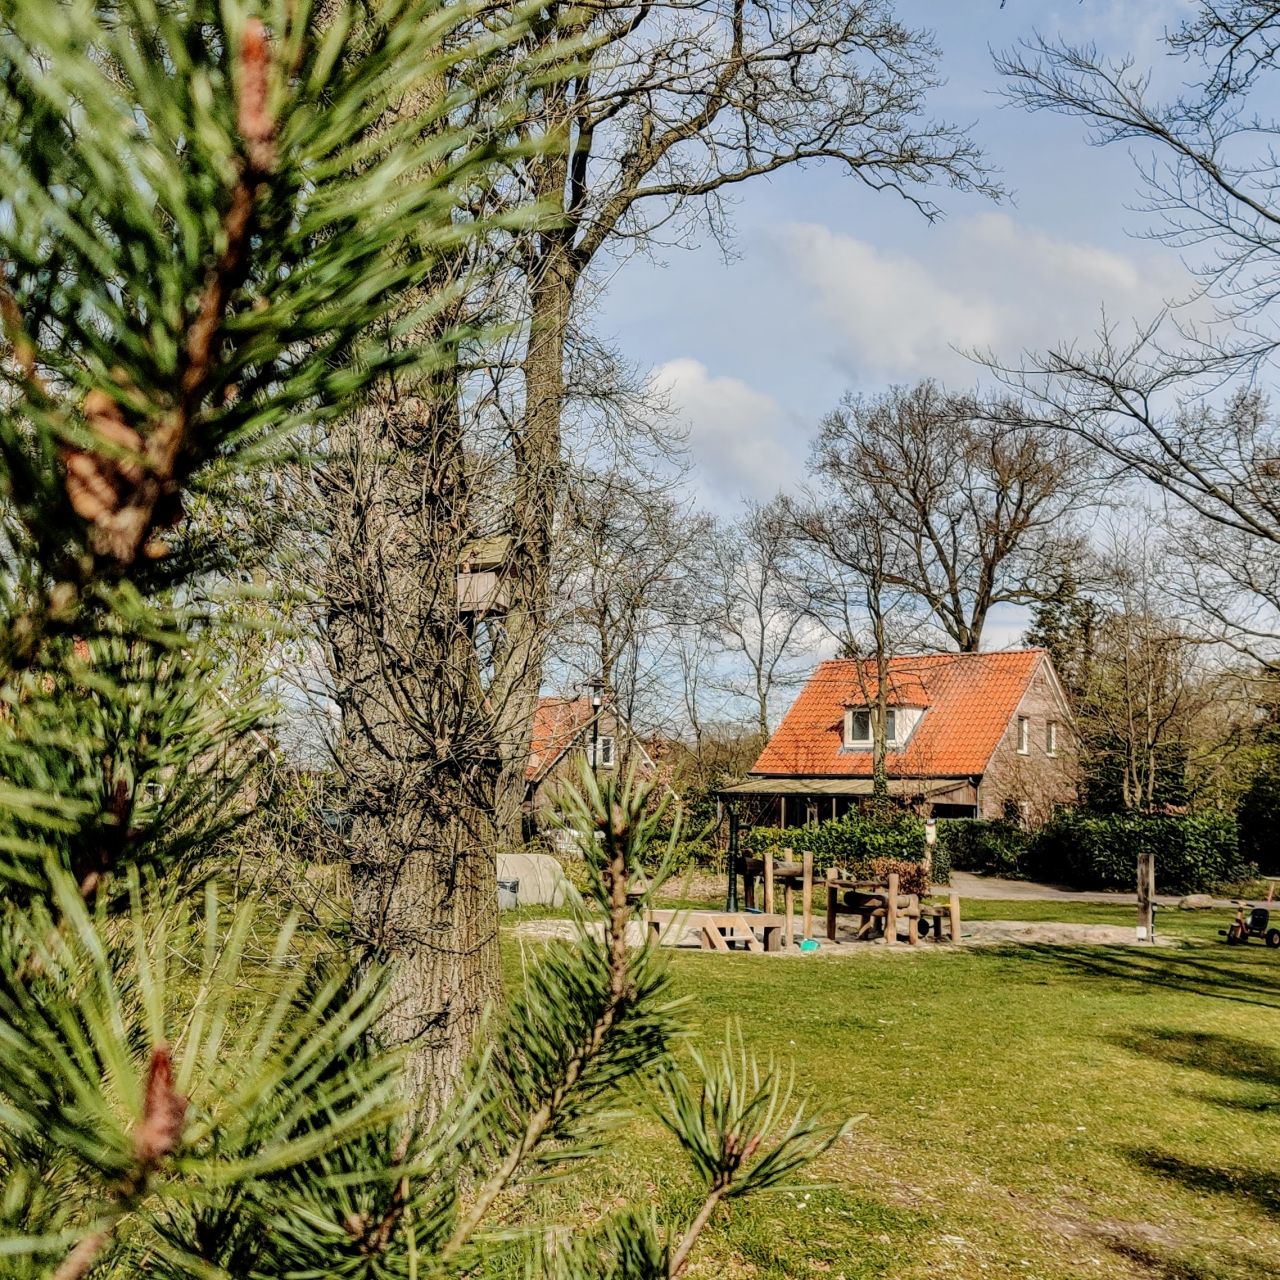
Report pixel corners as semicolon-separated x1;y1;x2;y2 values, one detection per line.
501;899;1280;1280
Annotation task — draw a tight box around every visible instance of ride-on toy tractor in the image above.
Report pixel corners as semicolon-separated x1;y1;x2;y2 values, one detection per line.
1221;887;1280;947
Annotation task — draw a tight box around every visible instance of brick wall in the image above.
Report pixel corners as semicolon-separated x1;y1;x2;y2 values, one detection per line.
980;659;1079;824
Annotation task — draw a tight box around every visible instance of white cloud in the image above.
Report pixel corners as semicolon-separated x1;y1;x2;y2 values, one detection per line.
649;357;806;511
778;212;1195;386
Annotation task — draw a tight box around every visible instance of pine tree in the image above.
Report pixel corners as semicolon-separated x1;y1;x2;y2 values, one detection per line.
0;4;844;1276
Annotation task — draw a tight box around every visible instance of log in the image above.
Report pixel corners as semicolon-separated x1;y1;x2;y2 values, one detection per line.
764;847;775;915
885;871;899;945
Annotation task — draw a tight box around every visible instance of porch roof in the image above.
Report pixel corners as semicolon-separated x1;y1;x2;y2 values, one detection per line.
718;775;975;799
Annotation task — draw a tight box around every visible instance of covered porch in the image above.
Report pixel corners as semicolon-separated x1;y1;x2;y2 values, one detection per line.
718;774;980;826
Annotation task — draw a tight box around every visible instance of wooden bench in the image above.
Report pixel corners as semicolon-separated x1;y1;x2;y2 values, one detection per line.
917;892;962;943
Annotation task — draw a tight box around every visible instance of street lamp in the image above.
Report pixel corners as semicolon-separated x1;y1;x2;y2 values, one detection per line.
586;680;603;770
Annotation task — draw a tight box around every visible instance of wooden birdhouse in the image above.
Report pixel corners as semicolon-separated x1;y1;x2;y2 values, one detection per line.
457;535;511;616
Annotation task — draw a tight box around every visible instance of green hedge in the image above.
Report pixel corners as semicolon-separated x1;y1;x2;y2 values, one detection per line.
1237;763;1280;870
1028;810;1244;894
741;813;949;884
936;818;1030;878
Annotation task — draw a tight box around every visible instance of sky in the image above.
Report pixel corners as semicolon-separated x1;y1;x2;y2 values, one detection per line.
591;0;1201;610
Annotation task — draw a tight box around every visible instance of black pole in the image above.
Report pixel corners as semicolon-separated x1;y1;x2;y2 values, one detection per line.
725;806;740;912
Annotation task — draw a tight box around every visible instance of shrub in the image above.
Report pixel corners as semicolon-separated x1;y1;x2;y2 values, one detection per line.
866;857;930;897
640;838;726;876
1028;809;1244;894
1238;761;1280;871
742;813;941;884
936;818;1029;878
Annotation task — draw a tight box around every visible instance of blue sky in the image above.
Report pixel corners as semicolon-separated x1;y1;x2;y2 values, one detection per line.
592;1;1198;523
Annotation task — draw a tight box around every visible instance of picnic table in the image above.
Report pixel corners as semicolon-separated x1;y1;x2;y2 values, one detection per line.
646;909;788;952
825;873;962;945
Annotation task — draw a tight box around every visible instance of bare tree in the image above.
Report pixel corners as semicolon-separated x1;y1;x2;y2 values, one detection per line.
811;381;1090;652
781;492;930;805
324;0;996;1096
703;501;809;743
551;464;710;748
992;13;1280;665
489;0;1000;810
1074;528;1212;812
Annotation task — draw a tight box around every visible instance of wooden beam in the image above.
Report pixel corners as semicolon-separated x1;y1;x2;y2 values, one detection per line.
802;850;814;939
1137;850;1155;943
764;847;775;914
885;871;899;945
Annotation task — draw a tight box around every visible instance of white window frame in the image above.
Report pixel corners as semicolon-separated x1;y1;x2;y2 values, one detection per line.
1017;716;1030;755
1046;721;1058;757
593;735;616;769
844;707;896;748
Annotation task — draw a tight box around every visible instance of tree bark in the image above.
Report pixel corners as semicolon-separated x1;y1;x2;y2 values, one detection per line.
326;352;503;1113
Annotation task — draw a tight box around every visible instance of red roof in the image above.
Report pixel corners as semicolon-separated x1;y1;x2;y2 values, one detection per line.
752;650;1049;778
526;696;594;782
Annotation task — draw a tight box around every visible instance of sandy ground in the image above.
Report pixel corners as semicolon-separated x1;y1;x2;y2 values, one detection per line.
513;914;1174;952
656;870;1241;911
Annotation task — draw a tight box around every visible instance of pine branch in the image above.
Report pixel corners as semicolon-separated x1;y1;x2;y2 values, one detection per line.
51;1045;187;1280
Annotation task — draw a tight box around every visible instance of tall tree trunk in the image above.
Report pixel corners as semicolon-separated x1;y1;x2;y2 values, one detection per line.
490;214;577;848
326;346;503;1113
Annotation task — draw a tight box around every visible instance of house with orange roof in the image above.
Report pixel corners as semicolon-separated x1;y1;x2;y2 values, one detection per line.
722;649;1078;826
524;694;659;838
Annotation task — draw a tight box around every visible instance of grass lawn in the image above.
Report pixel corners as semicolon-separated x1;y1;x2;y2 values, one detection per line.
501;898;1280;1280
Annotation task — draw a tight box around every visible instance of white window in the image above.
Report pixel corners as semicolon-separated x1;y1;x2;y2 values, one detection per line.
1046;721;1058;756
1017;716;1030;754
850;709;871;743
592;735;616;769
845;708;895;747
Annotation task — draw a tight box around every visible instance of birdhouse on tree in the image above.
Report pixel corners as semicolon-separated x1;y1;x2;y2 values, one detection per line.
457;535;511;616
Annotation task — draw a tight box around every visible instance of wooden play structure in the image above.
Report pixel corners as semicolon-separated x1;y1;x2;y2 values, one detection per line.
645;847;961;952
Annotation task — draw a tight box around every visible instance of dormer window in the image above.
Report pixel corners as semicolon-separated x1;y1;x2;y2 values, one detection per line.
845;707;896;748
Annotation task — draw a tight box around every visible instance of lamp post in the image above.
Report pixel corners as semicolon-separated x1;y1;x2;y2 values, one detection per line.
586;680;603;771
725;805;740;912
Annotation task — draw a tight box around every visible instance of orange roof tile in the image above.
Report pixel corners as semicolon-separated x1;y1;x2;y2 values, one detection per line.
752;650;1048;779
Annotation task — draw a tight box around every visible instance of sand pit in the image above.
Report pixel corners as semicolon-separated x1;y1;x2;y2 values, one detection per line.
512;916;1173;951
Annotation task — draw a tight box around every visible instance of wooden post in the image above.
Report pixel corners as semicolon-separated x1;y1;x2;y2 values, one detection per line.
885;871;899;945
802;850;814;939
1137;850;1155;944
825;867;838;941
948;891;962;944
764;847;775;915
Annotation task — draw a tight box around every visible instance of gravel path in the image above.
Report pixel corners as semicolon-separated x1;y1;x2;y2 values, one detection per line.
948;870;1240;910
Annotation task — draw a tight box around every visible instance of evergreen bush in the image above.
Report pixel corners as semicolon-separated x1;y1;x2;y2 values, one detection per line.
1237;761;1280;871
1028;810;1244;894
743;813;940;882
935;819;1030;879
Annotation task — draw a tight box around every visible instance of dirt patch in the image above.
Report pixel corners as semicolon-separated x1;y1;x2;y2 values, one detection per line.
511;916;1174;951
962;920;1174;947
